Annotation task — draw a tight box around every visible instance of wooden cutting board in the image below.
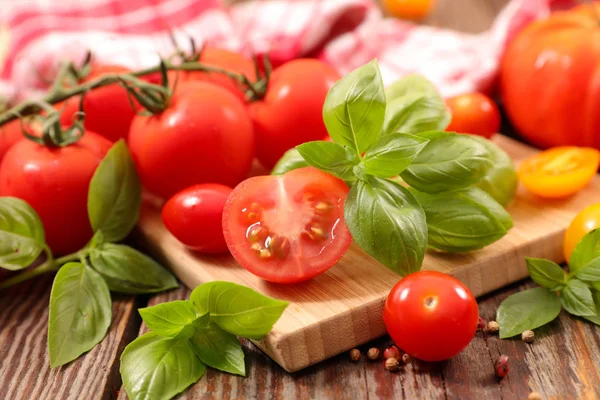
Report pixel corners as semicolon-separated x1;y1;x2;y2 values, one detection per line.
135;134;600;372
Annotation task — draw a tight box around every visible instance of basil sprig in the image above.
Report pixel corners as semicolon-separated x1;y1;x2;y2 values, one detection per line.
273;60;515;274
497;229;600;338
0;139;178;367
120;281;288;400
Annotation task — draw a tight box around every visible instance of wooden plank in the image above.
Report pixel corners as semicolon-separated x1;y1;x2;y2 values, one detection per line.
0;275;140;400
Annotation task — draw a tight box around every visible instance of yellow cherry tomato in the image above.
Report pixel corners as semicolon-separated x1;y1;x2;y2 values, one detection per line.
518;147;600;199
382;0;435;21
564;203;600;263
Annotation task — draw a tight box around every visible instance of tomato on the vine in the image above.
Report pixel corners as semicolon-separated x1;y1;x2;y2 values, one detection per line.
446;92;501;138
162;184;232;254
0;132;112;255
128;81;254;200
383;271;478;362
222;167;351;284
248;59;341;170
0;120;24;163
564;203;600;262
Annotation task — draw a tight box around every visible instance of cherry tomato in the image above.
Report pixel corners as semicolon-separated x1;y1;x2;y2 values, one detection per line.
0;132;112;255
162;184;232;253
446;92;501;139
128;81;254;200
0;120;24;163
518;147;600;199
382;0;435;20
383;271;478;362
222;167;351;283
248;59;341;170
564;203;600;262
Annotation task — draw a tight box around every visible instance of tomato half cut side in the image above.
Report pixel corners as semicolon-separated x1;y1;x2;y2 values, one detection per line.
223;167;352;284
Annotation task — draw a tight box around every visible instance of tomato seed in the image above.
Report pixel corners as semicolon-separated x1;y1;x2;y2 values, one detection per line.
250;202;263;212
247;225;268;243
247;212;259;223
259;249;273;259
250;243;263;251
310;226;327;240
270;235;290;259
314;201;333;214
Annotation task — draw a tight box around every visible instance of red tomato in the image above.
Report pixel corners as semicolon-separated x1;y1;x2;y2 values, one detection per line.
500;3;600;149
383;271;478;362
162;184;232;253
128;81;254;200
0;120;24;163
0;132;112;255
248;59;341;169
222;167;351;283
60;65;137;142
445;92;500;138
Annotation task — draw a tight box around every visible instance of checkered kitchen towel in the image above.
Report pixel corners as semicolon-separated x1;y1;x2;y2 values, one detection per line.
0;0;577;102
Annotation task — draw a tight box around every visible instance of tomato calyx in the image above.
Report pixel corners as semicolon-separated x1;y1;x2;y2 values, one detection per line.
21;98;86;148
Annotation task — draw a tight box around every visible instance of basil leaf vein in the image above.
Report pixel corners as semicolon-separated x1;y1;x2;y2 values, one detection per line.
139;300;198;338
189;320;246;376
561;279;597;317
296;141;358;181
362;134;429;177
526;258;567;290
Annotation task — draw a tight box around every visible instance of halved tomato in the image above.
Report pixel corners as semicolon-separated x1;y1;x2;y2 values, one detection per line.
222;167;352;284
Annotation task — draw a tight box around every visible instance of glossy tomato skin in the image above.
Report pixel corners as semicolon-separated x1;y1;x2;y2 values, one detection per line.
248;59;341;170
0;120;24;163
0;133;112;255
128;81;254;200
162;184;232;253
446;92;500;138
500;4;600;149
564;203;600;262
383;271;478;362
223;167;351;283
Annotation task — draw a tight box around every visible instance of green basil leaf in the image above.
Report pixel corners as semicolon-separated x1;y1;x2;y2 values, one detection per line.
411;187;512;253
139;300;198;338
189;319;245;376
190;281;289;340
497;287;561;339
120;331;205;400
344;177;427;275
569;229;600;274
89;243;178;294
48;262;112;367
561;279;597;317
362;134;429;177
383;74;451;135
322;59;385;154
296;141;358;181
271;148;308;175
471;136;518;207
400;135;492;193
0;197;46;270
583;291;600;325
413;130;452;141
575;257;600;282
88;140;142;243
525;258;566;290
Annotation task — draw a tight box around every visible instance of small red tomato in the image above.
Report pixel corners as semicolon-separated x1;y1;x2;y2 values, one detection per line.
162;184;232;253
383;271;479;362
446;92;501;138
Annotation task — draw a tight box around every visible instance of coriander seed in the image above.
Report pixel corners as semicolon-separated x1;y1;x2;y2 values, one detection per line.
522;330;535;343
401;353;411;364
385;357;399;371
487;321;500;334
350;349;361;362
367;347;380;360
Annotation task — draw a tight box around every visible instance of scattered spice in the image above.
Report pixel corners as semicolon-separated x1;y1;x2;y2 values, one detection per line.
367;347;380;360
350;349;361;362
487;321;500;334
401;353;411;364
494;355;509;379
385;357;399;372
522;330;535;343
528;392;542;400
477;316;486;331
383;345;401;360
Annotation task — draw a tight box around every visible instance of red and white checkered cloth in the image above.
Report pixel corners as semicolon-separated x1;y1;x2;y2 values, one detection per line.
0;0;577;103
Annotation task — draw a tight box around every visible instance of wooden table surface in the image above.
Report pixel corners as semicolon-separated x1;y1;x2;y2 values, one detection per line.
2;1;599;399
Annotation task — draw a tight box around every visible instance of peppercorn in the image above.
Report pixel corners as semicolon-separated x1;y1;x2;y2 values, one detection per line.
487;321;500;334
401;353;411;364
350;349;361;362
385;357;399;371
367;347;380;360
528;392;542;400
383;345;401;360
494;354;509;379
522;330;535;343
477;316;486;331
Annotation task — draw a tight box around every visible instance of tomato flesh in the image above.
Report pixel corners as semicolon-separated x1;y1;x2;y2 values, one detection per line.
223;167;351;283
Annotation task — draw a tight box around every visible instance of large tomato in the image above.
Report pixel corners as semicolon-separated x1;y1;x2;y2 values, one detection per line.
500;3;600;149
248;59;341;170
0;120;24;163
0;132;112;255
128;81;254;200
222;167;352;284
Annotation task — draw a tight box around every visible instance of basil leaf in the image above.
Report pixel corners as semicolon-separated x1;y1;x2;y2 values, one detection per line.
120;331;205;400
411;187;512;253
561;279;597;317
88;140;142;243
400;135;492;193
0;197;46;270
139;300;198;338
345;177;427;275
471;136;518;207
569;229;600;274
383;74;451;135
413;130;452;141
48;262;112;367
526;258;566;290
271;148;308;175
190;281;289;339
583;291;600;325
296;141;358;181
575;257;600;282
362;134;429;177
322;59;385;154
189;319;245;376
497;287;562;338
89;243;178;294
